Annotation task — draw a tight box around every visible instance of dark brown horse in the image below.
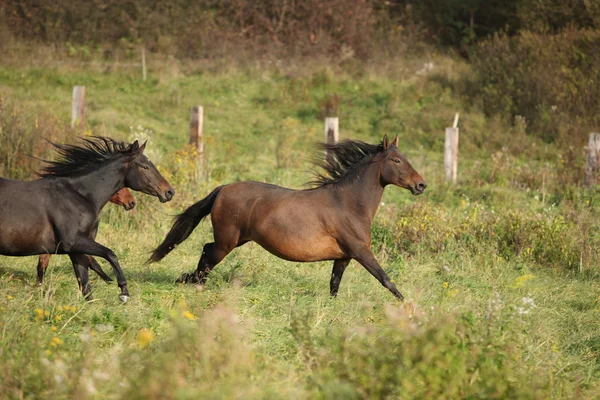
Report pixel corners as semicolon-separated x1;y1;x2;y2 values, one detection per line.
0;137;174;302
35;187;136;285
150;135;426;300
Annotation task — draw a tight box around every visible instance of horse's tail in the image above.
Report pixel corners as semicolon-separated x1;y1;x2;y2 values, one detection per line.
149;186;224;263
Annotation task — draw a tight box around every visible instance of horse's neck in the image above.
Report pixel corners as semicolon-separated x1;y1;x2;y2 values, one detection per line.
340;162;384;222
67;161;126;212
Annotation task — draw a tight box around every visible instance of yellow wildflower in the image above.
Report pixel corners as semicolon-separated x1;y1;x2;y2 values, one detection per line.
183;311;197;320
442;282;449;289
50;337;63;347
7;295;13;300
44;310;50;317
64;306;71;312
512;274;535;288
137;329;155;349
54;315;62;321
51;326;57;332
57;306;63;312
35;309;44;319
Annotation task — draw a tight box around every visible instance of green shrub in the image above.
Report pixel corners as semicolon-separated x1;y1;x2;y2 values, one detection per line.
470;28;600;144
393;200;592;270
0;95;70;179
306;302;575;399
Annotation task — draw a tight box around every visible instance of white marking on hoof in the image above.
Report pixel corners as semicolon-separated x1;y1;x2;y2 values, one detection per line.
119;295;129;303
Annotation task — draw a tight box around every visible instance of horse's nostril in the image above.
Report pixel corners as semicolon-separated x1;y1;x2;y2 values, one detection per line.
417;182;427;191
130;201;136;208
166;189;175;200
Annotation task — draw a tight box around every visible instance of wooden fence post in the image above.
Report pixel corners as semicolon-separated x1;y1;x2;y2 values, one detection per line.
71;86;85;128
325;117;339;159
444;113;459;183
585;132;600;187
190;106;204;162
325;117;339;144
141;46;147;81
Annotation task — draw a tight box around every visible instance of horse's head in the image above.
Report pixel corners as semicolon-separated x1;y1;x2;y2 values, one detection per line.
109;188;136;211
124;141;175;203
379;135;427;195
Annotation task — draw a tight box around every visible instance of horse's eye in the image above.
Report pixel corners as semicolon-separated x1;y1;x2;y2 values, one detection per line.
393;158;402;164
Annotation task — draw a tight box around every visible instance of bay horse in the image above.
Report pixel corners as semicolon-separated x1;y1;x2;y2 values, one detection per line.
35;187;136;285
0;137;174;302
150;135;426;300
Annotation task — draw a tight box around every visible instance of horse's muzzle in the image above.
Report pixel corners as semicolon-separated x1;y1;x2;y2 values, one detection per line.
410;181;427;195
159;188;175;203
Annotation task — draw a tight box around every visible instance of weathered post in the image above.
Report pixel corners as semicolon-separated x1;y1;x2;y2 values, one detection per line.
584;132;600;187
141;46;147;81
190;106;204;162
71;86;85;128
325;117;339;160
444;113;459;183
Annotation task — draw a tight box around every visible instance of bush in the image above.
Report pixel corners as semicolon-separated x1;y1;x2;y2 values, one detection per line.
392;199;594;270
469;28;600;144
0;0;407;62
302;301;575;399
0;95;70;179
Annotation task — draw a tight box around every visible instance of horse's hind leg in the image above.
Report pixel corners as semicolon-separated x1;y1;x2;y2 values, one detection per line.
177;241;238;285
330;259;351;297
37;254;50;286
69;254;92;300
88;256;113;283
86;225;113;283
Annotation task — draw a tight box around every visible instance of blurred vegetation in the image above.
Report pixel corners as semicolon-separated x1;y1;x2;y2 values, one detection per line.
1;0;600;144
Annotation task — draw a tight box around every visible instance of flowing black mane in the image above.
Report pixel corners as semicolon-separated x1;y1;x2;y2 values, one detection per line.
310;139;384;187
39;136;130;178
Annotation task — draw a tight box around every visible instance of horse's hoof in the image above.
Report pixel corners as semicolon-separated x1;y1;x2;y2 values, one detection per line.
119;295;129;303
176;273;189;284
104;277;114;283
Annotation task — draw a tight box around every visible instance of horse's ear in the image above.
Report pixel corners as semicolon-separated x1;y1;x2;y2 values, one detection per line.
129;140;140;153
391;135;399;148
383;135;390;150
138;141;147;154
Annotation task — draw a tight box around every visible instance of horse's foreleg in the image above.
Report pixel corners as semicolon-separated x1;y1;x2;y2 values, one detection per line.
330;259;350;297
67;238;129;303
353;247;404;301
69;254;92;300
37;254;50;286
88;256;113;283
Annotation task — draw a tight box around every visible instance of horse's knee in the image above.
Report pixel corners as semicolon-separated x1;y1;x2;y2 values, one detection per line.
106;250;118;265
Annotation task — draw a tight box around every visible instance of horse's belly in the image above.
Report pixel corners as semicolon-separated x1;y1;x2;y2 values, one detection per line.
253;234;345;262
0;213;56;256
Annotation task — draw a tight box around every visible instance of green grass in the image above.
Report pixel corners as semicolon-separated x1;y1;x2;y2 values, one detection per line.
1;56;600;398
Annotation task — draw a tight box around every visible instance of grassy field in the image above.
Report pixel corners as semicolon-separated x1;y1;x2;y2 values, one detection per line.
2;54;600;399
